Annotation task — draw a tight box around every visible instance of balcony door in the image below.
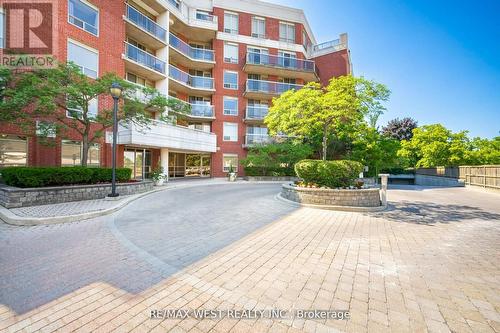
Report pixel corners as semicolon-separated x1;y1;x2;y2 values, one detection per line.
278;51;296;68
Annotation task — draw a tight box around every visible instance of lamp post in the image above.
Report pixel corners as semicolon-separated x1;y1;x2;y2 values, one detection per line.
108;82;122;197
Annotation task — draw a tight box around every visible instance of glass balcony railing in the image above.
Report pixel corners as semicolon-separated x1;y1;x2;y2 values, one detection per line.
246;52;315;72
169;33;214;62
169;65;214;90
246;105;269;119
246;79;303;95
125;42;166;74
168;96;214;118
126;5;167;42
245;134;271;145
313;39;347;52
195;12;216;23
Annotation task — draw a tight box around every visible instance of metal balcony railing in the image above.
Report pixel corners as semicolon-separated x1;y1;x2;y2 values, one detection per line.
169;33;214;61
246;105;269;119
246;52;315;72
168;65;214;90
245;133;271;145
125;42;166;74
126;4;167;42
168;96;214;118
245;79;303;95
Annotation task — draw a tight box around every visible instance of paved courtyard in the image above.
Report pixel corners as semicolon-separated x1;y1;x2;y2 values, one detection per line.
0;183;499;332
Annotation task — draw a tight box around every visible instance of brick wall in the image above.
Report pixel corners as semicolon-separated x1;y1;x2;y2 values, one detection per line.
313;49;351;86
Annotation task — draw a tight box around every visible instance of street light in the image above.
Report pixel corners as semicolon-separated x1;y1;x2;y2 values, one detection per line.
108;82;122;197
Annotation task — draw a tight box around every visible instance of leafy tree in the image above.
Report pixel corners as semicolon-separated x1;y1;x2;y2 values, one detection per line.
350;126;401;176
0;63;188;166
467;136;500;165
382;117;418;141
240;142;313;176
265;76;390;160
398;124;473;167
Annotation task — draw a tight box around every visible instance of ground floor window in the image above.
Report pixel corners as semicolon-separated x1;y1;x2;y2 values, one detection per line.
0;135;27;167
223;154;238;172
61;140;100;166
124;148;151;179
186;154;211;177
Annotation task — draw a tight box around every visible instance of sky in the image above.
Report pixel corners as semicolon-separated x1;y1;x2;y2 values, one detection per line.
267;0;500;138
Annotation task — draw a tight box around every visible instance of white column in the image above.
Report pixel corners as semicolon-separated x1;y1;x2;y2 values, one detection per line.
155;10;170;120
161;148;169;182
379;173;389;206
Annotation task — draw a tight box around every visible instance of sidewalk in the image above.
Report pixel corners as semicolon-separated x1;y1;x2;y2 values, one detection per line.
0;178;287;226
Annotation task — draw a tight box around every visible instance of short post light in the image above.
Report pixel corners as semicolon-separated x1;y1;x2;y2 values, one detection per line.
108;82;122;197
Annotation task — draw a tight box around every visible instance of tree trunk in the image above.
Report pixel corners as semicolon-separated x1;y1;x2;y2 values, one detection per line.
322;124;328;161
81;132;89;167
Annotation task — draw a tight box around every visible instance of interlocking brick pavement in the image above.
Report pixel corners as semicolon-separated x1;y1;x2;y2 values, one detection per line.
1;184;499;332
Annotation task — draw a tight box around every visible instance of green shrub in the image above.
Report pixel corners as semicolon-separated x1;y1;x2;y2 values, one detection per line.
294;159;363;188
1;167;132;188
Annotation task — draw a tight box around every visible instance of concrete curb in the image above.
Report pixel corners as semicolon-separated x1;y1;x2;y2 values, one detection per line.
275;193;388;212
0;180;289;226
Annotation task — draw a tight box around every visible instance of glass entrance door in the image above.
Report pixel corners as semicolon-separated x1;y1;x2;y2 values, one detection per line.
185;154;211;177
124;148;151;180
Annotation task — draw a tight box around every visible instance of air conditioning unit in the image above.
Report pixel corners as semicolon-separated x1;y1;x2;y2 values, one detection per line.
223;136;231;141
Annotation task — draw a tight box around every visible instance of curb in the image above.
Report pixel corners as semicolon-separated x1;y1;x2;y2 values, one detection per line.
275;193;388;212
0;180;288;226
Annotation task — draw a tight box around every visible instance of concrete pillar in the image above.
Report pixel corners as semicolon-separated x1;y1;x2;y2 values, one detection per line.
379;174;389;206
340;33;348;47
160;148;169;182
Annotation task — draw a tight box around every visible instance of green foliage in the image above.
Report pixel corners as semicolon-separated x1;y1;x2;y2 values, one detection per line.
294;159;364;188
266;76;390;160
240;142;313;176
467;136;500;165
1;167;132;188
349;126;402;176
150;165;165;182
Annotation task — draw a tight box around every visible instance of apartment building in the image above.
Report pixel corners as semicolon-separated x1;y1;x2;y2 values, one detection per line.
0;0;351;179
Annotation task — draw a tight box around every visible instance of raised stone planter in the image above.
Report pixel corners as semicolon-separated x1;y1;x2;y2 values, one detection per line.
245;176;299;182
0;181;154;208
280;183;383;209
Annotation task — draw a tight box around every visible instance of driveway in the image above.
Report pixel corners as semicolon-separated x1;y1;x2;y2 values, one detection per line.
1;183;499;332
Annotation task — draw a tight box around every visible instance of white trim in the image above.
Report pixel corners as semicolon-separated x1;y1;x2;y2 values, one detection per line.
67;38;98;54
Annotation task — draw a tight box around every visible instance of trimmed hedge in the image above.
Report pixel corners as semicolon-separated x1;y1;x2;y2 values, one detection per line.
294;159;363;188
244;166;295;177
1;167;132;188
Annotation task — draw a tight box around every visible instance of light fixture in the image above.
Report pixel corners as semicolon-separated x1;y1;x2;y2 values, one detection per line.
109;82;122;99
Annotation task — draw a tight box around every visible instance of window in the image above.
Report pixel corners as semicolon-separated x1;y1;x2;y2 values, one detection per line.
36;121;56;138
223;71;238;89
251;17;265;39
278;50;297;68
68;0;99;36
223;122;238;141
223;96;238;116
61;140;100;166
0;12;4;48
0;135;27;167
67;40;98;78
279;22;295;43
67;98;98;119
302;30;311;51
196;10;212;21
224;12;238;34
224;42;238;63
223;154;238;172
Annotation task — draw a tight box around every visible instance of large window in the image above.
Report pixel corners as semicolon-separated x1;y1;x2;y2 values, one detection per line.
61;140;100;166
223;154;238;172
0;135;27;167
223;71;238;90
251;17;265;39
68;0;99;36
67;40;98;78
223;122;238;141
223;96;238;116
67;97;98;119
223;42;238;64
224;12;238;34
279;22;295;43
0;12;4;48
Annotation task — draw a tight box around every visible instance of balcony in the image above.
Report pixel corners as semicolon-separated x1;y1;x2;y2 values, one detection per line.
310;37;348;57
124;42;166;80
244;79;303;99
245;105;268;123
244;52;318;81
124;4;167;50
164;0;217;42
243;134;271;147
168;96;215;120
107;120;216;153
168;65;215;97
168;33;215;70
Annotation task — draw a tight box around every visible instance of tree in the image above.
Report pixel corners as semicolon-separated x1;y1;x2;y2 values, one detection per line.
0;63;188;166
467;136;500;165
382;117;418;141
265;76;390;160
398;124;473;167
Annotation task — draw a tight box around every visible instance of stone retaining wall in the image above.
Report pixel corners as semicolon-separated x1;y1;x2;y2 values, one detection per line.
281;184;381;207
0;181;154;208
